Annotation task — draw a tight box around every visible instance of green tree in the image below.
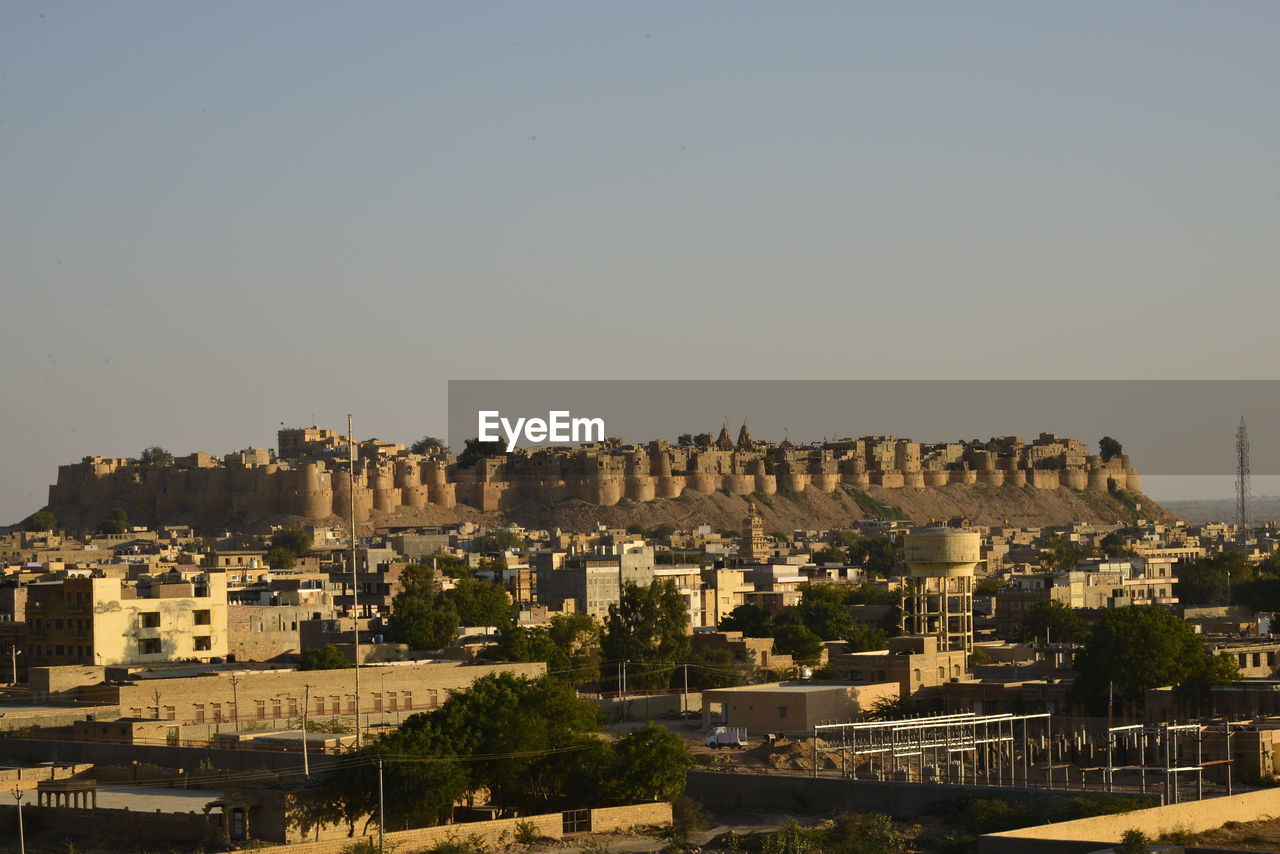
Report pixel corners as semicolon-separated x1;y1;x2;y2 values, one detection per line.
1072;605;1239;714
719;603;771;637
410;435;446;455
324;672;607;817
22;510;58;532
1013;600;1090;645
693;433;713;449
974;575;1003;596
386;565;459;650
1099;532;1134;558
676;433;694;446
607;723;694;802
139;446;174;466
683;645;745;689
651;523;677;540
456;437;506;468
821;812;908;854
603;580;692;690
812;546;847;565
475;529;524;551
843;583;897;606
445;576;514;628
484;612;603;683
98;508;129;535
270;525;312;558
1176;552;1253;606
298;644;352;670
791;583;857;640
843;621;888;653
845;535;899;577
265;547;297;569
772;623;823;666
1099;436;1124;462
1038;533;1095;572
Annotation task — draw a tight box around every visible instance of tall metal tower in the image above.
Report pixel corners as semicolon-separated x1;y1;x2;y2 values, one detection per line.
1236;416;1251;533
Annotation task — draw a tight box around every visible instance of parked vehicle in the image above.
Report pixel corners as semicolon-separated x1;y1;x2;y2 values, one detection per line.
705;725;748;749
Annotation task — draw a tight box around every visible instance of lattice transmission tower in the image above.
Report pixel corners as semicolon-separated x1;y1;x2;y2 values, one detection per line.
1236;416;1251;533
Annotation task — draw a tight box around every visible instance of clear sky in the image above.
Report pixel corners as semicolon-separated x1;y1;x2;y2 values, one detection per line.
3;2;1278;523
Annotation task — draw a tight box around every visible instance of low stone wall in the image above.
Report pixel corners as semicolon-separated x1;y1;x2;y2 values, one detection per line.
0;762;93;791
980;787;1280;854
244;803;671;854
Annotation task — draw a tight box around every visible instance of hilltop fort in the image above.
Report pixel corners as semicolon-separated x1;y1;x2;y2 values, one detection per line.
42;424;1152;532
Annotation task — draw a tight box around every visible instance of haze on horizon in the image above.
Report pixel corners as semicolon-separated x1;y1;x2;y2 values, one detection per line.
3;2;1278;524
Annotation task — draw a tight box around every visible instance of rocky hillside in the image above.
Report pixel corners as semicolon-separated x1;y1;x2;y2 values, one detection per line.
348;483;1170;535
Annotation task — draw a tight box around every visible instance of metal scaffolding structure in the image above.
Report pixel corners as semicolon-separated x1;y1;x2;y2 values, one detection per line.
1101;723;1210;803
809;713;1224;801
813;712;1052;787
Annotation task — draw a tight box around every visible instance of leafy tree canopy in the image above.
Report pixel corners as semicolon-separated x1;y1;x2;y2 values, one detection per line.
1176;552;1253;606
315;673;606;830
484;612;603;684
265;547;297;570
607;723;695;802
444;576;514;628
410;435;446;455
456;437;507;468
719;603;771;637
385;565;459;651
269;526;312;558
475;529;524;552
603;580;692;690
98;508;129;535
298;643;351;671
1099;531;1135;558
1072;605;1239;713
1013;600;1090;646
1099;436;1124;461
682;644;745;689
23;510;58;532
139;446;174;466
771;623;823;666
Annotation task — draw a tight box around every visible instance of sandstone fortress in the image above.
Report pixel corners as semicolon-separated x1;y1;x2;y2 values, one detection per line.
46;425;1142;528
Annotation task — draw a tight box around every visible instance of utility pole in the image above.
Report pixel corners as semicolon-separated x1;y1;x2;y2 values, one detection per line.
349;414;362;748
301;685;311;778
620;660;628;722
14;790;25;854
230;675;240;733
682;664;689;715
377;758;385;854
8;645;20;686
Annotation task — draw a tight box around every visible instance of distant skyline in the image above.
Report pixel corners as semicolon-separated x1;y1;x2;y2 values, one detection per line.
4;3;1279;523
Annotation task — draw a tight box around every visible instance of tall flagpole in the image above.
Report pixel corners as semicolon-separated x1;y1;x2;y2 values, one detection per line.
349;414;362;748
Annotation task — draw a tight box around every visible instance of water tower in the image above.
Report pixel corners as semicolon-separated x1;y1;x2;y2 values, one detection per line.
900;528;981;652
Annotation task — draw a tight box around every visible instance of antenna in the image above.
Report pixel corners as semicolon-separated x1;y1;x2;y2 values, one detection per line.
1236;416;1251;534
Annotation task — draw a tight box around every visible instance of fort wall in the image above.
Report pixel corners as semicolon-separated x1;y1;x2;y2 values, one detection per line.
45;430;1143;528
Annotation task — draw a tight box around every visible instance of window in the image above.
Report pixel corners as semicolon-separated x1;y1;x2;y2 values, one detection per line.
316;697;325;715
194;636;212;651
139;638;162;655
140;612;161;628
777;706;788;719
372;692;383;713
272;699;282;719
255;700;266;720
194;704;206;723
212;703;224;723
163;705;176;720
194;610;211;625
403;691;413;710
